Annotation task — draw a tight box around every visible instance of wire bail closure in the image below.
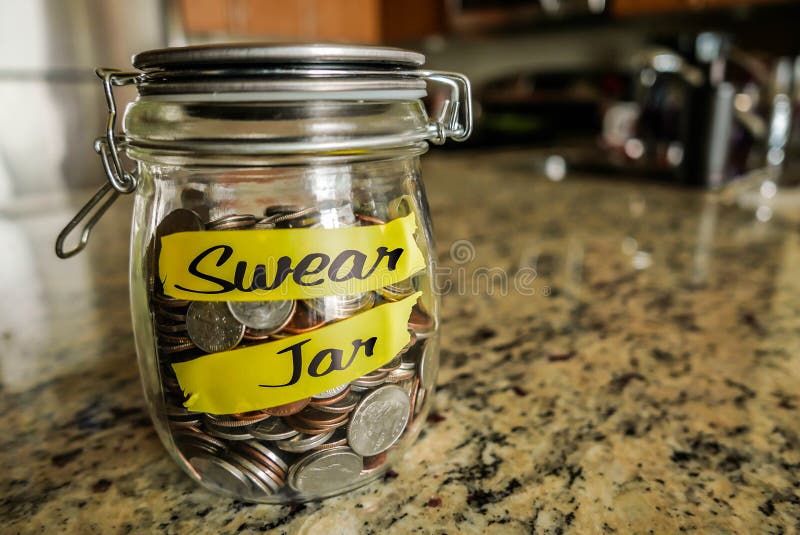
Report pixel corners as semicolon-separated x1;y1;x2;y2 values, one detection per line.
421;71;473;145
55;69;139;259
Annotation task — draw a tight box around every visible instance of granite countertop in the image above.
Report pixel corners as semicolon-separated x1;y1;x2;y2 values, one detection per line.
2;150;799;534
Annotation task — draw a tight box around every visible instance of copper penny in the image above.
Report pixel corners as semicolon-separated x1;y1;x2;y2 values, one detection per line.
408;302;435;333
361;452;388;473
283;418;337;435
355;213;386;226
264;397;310;416
294;408;350;427
309;385;351;407
234;442;287;480
282;303;328;334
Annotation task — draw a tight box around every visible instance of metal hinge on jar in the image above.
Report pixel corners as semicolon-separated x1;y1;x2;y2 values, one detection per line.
55;68;139;259
421;71;473;145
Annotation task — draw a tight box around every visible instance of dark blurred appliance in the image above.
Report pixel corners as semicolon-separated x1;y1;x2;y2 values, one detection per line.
471;70;633;145
622;32;790;188
471;32;795;189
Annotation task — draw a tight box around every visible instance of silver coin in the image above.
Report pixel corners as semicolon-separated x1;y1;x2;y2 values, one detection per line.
347;385;410;456
249;417;299;441
190;454;254;496
312;391;361;415
206;213;257;230
415;387;427;416
276;430;335;453
175;430;226;457
226;300;296;332
311;383;349;400
186;301;246;353
307;292;375;320
385;367;415;383
226;452;280;495
205;422;253;441
287;447;363;495
241;440;290;473
419;339;439;389
351;376;388;388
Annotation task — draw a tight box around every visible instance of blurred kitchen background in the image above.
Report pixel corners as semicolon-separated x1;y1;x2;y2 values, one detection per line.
1;0;799;205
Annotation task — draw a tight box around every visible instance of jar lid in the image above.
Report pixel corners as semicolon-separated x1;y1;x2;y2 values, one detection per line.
130;43;428;96
133;43;426;71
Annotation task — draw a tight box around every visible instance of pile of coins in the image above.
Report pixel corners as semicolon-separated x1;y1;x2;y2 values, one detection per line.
148;204;437;500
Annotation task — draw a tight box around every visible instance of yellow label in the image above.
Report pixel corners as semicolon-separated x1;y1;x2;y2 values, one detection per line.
159;213;425;301
173;292;421;415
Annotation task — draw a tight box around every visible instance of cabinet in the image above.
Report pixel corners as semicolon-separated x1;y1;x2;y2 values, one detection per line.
178;0;443;44
612;0;792;17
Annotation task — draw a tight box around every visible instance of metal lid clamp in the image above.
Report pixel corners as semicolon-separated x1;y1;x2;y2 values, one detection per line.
421;71;473;145
55;63;472;259
55;68;139;259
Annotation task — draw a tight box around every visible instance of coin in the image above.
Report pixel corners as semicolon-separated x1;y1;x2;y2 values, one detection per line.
287;447;363;495
286;409;350;434
205;422;254;441
385;367;415;383
152;293;191;308
157;333;193;346
186;301;246;353
174;429;226;454
311;383;350;401
203;412;269;428
309;391;360;415
190;454;254;496
227;451;280;494
249;417;299;441
378;279;416;302
378;356;402;373
408;302;435;337
355;213;386;226
347;384;410;456
157;208;204;238
351;369;389;388
180;188;210;222
307;292;375;320
160;342;197;357
263;205;320;228
226;300;296;332
236;441;289;477
156;309;188;323
419;338;439;389
282;303;328;334
206;213;257;230
361;452;388;474
241;440;290;474
309;429;349;452
276;430;335;453
309;386;351;407
284;418;345;435
263;397;310;417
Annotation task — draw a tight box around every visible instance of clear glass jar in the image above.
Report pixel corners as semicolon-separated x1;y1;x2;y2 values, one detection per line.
56;44;472;503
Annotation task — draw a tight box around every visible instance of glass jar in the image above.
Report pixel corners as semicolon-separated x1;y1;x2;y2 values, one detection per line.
56;44;472;503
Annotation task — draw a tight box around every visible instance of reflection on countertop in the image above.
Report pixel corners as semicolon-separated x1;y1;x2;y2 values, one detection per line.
2;149;799;533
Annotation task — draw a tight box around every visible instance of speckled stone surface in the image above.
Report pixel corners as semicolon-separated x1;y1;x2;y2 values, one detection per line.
2;150;799;534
